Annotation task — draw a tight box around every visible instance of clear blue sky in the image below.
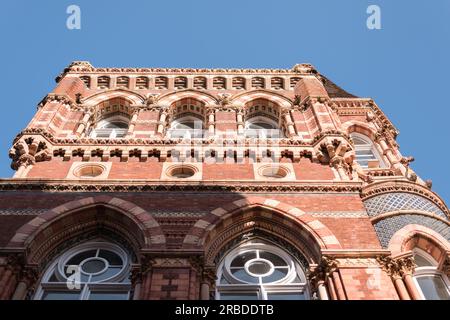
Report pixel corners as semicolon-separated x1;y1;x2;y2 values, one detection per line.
0;1;448;203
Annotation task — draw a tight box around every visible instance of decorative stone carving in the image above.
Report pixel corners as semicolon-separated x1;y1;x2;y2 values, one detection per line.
9;137;51;170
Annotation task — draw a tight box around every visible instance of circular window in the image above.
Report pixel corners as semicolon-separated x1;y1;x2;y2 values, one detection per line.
167;165;197;179
74;164;105;178
259;165;289;179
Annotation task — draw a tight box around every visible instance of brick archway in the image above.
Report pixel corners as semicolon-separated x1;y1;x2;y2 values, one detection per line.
231;90;293;109
83;88;146;107
388;224;450;258
7;195;165;250
182;196;341;252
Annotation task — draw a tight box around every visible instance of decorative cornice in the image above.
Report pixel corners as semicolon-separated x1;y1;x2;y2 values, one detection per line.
60;61;317;76
0;179;362;193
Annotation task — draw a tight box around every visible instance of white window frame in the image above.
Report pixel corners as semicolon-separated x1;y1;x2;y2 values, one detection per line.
350;132;386;169
244;116;283;139
90;115;129;139
412;248;450;300
216;240;309;300
168;116;204;139
34;241;132;300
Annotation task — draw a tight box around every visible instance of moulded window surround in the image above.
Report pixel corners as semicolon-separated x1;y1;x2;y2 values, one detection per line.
253;163;296;181
34;241;132;300
350;133;385;169
90;115;130;139
160;162;202;181
66;162;112;180
216;240;309;300
413;248;450;300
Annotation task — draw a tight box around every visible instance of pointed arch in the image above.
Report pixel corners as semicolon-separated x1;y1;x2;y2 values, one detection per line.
7;196;165;263
183;196;341;264
389;224;450;258
342;121;378;141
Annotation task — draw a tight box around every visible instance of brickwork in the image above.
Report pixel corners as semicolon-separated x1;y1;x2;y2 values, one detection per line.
0;61;449;300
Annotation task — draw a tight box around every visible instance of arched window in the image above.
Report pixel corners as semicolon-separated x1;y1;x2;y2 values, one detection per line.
244;116;282;138
350;133;385;168
90;114;129;138
413;249;450;300
34;241;132;300
168;115;204;139
216;240;309;300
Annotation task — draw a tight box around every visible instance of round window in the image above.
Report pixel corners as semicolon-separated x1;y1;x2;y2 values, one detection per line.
167;165;197;179
259;165;288;179
74;164;105;178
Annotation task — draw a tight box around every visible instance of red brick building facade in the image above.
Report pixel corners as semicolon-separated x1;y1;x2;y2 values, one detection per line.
0;61;449;300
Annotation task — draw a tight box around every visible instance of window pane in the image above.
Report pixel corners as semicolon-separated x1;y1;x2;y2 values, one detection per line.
231;252;256;267
259;251;287;266
267;292;305;300
231;269;259;283
220;292;258;300
89;291;129;300
91;267;123;282
262;268;288;283
414;255;434;267
98;250;123;266
67;250;97;266
417;276;450;300
42;291;80;300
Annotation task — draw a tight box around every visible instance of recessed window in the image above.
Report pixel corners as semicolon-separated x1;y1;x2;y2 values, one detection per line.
213;77;226;89
290;77;301;88
251;77;265;89
217;240;309;300
155;76;168;89
168;116;204;139
193;77;207;89
90;115;130;139
74;164;105;178
136;76;149;89
80;76;91;88
413;249;450;300
116;76;129;88
350;133;385;169
174;76;187;89
34;241;131;300
271;77;284;90
232;77;246;90
97;76;110;89
244;117;282;139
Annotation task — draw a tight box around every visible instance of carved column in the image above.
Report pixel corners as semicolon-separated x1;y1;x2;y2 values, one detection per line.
236;107;245;135
397;255;421;300
76;108;93;136
200;266;216;300
281;109;296;138
308;257;341;300
156;107;170;136
206;107;216;136
377;255;412;300
12;266;38;300
127;107;140;136
330;156;350;181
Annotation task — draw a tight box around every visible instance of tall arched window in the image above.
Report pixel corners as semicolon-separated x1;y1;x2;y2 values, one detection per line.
168;115;204;139
34;241;132;300
350;133;385;168
244;117;282;139
90;114;129;138
413;249;450;300
216;240;309;300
